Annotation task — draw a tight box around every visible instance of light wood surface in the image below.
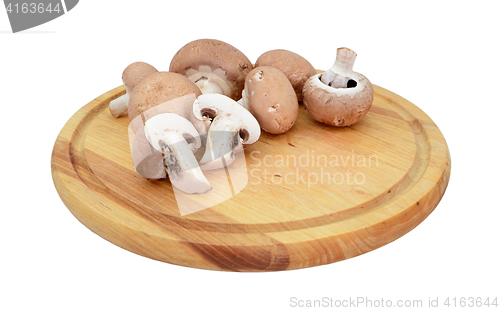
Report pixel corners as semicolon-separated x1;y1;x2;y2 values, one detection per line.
51;76;451;271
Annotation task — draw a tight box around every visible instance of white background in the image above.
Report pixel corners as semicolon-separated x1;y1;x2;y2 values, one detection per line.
1;1;499;310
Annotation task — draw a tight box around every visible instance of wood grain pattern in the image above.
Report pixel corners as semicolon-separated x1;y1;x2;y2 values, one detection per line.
51;76;451;271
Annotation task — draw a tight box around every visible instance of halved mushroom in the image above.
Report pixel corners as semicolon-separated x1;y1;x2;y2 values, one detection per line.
193;94;260;170
302;47;374;127
169;39;253;101
144;113;212;194
255;49;316;102
109;62;158;118
239;66;299;134
127;73;207;179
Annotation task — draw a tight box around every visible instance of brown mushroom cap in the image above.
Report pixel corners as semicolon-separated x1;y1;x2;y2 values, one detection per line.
302;73;374;127
244;66;299;134
255;49;316;102
169;39;253;101
128;72;202;122
122;62;158;92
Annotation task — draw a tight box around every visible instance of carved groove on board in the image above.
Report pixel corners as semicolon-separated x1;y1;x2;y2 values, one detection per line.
67;90;432;234
64;95;290;271
51;82;451;271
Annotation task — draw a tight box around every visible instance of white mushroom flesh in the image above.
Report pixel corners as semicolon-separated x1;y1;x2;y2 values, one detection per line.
144;113;212;194
109;88;130;118
309;72;366;100
186;66;232;96
195;77;224;94
320;48;358;88
193;94;260;170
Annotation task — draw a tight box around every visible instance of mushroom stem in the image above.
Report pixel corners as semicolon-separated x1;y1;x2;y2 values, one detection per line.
195;78;224;95
145;113;212;194
200;141;243;171
109;92;130;118
159;135;212;193
186;70;232;96
320;48;358;88
199;116;243;170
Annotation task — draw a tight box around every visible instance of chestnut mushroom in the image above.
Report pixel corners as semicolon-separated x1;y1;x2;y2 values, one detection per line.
169;39;253;101
302;47;374;127
128;72;202;124
239;66;299;134
109;62;158;118
255;49;316;102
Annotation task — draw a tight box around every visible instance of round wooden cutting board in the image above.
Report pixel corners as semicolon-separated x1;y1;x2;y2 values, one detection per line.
51;77;451;271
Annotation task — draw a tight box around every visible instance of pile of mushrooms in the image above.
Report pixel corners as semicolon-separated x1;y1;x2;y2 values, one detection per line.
129;73;260;194
109;39;374;194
